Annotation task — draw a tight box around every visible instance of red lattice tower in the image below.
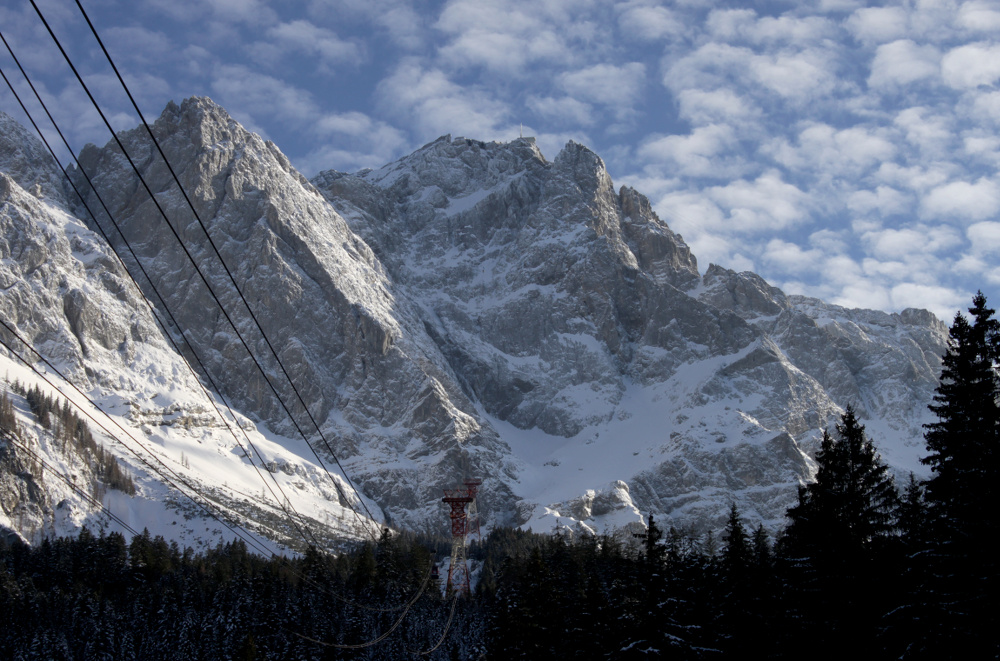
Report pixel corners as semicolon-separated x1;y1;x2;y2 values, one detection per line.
463;479;482;542
442;481;479;597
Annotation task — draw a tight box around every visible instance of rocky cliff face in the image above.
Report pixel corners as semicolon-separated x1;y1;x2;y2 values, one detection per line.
0;108;389;548
71;99;514;528
0;100;948;544
316;136;750;438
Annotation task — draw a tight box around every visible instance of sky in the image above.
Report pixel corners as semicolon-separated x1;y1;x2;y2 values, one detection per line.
1;0;999;321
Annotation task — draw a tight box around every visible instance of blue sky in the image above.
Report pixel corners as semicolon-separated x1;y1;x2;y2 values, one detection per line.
2;0;1000;321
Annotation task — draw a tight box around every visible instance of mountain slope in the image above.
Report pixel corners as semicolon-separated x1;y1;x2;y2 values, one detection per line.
315;132;947;530
1;100;948;544
71;99;515;529
0;128;375;549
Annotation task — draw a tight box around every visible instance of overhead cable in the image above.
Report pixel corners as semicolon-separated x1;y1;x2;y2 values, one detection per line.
28;0;379;540
0;37;325;551
0;321;277;557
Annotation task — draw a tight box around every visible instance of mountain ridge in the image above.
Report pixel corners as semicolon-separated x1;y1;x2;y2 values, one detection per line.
0;97;948;547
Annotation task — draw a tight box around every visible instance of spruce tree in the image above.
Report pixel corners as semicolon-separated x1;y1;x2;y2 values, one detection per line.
779;406;899;656
784;406;899;561
917;291;999;656
721;503;751;578
923;292;999;530
718;503;755;656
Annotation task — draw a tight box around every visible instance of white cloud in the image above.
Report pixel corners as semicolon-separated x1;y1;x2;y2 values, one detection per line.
310;0;426;49
908;1;966;41
862;225;962;260
264;21;364;68
433;0;602;74
763;238;825;273
706;10;836;46
809;229;849;254
961;132;1000;166
375;59;510;140
527;96;595;126
144;0;277;26
616;3;684;41
970;90;1000;124
819;0;863;12
894;107;954;155
664;42;752;93
846;6;909;44
705;9;757;41
941;42;1000;88
833;283;893;312
967;220;1000;253
953;253;999;290
104;27;175;64
437;30;568;75
375;5;426;49
749;51;836;100
557;63;646;112
956;1;1000;32
823;255;866;288
665;42;838;105
847;186;912;217
313;112;408;158
921;178;1000;220
653;189;726;237
706;171;811;233
767;123;896;176
889;283;965;319
868;39;941;88
212;64;319;125
637;125;739;177
876;162;953;193
676;88;761;127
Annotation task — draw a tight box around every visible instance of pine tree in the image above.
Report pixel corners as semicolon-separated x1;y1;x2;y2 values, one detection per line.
779;406;899;656
643;512;665;567
717;503;756;655
923;292;999;518
751;524;772;572
721;503;751;578
784;406;899;560
896;473;926;552
916;291;999;657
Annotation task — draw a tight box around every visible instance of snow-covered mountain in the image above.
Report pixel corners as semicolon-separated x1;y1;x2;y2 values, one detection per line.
0;98;948;548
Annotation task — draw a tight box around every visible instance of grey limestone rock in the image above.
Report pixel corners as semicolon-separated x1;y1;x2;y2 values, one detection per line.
0;99;950;540
71;98;514;529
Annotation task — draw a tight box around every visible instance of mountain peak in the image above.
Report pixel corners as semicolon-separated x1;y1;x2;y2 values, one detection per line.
0;111;69;208
1;99;950;545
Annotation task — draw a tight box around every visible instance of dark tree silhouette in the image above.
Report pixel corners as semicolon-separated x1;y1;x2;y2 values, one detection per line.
917;291;1000;657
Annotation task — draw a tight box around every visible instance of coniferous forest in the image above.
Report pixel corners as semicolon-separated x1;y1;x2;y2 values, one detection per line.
0;293;997;660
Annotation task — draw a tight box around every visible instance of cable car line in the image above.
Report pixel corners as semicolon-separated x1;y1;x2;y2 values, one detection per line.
0;427;142;540
66;0;380;531
4;6;462;648
1;57;442;614
29;0;381;542
26;0;376;540
410;594;460;656
1;302;424;610
0;41;327;552
291;553;436;649
0;322;278;557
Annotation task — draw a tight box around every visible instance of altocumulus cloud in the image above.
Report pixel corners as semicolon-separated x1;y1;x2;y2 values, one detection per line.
3;0;998;319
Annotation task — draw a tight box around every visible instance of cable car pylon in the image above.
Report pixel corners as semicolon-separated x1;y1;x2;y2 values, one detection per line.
441;478;481;597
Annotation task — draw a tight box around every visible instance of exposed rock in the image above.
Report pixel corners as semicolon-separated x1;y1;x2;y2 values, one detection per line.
0;99;949;543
